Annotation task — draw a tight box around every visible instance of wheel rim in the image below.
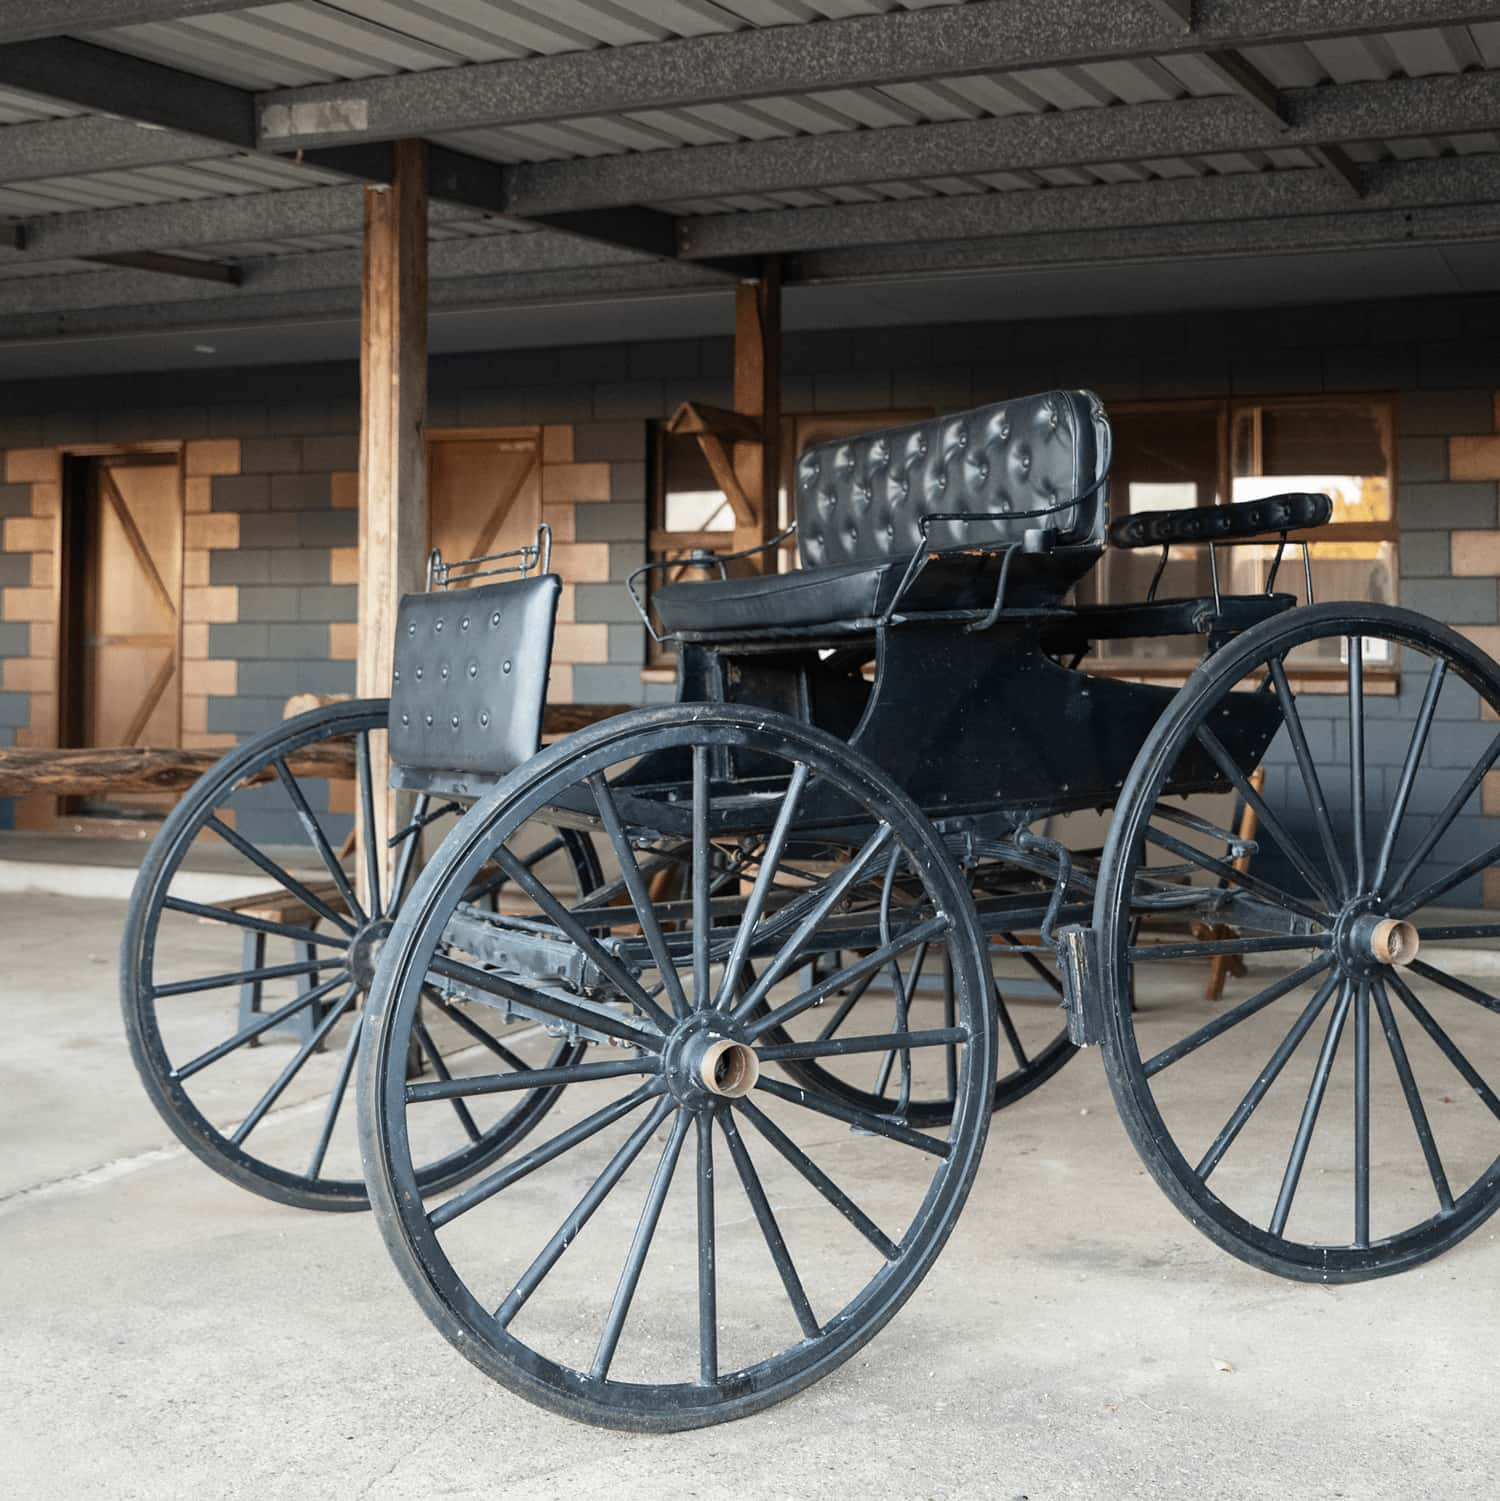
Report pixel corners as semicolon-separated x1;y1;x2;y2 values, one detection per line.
1097;603;1500;1278
121;700;599;1210
359;707;995;1429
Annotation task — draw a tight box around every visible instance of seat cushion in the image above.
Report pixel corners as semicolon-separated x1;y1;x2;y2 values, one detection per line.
654;547;1098;637
795;390;1110;569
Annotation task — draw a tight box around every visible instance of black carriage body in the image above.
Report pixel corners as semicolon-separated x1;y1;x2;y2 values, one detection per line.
628;390;1292;830
378;389;1302;836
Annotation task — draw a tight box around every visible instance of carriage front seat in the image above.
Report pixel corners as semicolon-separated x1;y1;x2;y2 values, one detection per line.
653;389;1111;638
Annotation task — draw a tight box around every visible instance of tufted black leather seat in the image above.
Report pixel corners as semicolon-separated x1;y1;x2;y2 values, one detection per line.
654;389;1110;637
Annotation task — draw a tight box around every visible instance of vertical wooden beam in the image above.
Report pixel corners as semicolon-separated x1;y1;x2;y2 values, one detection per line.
357;139;427;904
731;258;781;569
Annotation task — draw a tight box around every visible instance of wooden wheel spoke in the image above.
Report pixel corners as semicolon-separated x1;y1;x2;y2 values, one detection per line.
720;1111;819;1340
1371;980;1454;1214
152;954;346;999
1143;822;1326;925
170;971;350;1081
1417;922;1500;942
1348;643;1367;891
1195;725;1339;910
589;771;689;1022
1268;656;1350;902
492;845;674;1034
1143;957;1331;1078
161;895;348;951
422;990;534;1072
754;1075;951;1157
413;1018;481;1143
690;745;712;1012
230;987;357;1147
356;730;384;920
388;792;432;915
431;1084;664;1231
273;757;366;927
994;981;1030;1071
756;1026;969;1064
1370;659;1446;892
430;953;663;1053
495;1096;675;1327
872;935;928;1099
696;1112;717;1387
591;1113;690;1382
744;915;949;1041
1386;729;1500;903
735;1098;900;1260
1269;982;1353;1237
308;1009;364;1181
1387;971;1500;1123
1407;959;1500;1017
713;761;811;1010
205;815;357;935
730;822;897;1023
814;964;880;1042
1131;934;1331;963
1194;971;1340;1181
1354;981;1371;1247
1392;838;1500;919
407;1056;654;1103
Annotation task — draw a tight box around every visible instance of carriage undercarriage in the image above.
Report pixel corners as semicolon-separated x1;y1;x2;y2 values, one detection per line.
121;390;1500;1429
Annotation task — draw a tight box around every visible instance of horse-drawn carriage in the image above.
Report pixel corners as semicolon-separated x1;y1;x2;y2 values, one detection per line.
123;390;1500;1429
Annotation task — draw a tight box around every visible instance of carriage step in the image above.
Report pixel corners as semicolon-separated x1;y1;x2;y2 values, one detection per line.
1055;924;1103;1047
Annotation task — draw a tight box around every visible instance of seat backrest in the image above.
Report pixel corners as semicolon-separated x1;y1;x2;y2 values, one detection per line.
388;573;559;781
795;389;1110;570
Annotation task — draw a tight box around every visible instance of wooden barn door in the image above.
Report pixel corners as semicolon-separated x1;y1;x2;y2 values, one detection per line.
427;431;541;575
63;451;183;818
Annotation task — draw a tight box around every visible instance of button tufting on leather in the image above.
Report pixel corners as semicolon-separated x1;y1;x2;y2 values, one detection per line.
791;390;1106;571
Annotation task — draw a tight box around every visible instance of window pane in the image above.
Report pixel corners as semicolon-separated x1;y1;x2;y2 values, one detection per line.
1229;540;1399;669
660;435;734;532
1079;406;1220;614
1231;401;1392;524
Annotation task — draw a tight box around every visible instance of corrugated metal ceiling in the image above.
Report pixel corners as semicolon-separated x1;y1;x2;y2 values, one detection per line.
0;5;1489;267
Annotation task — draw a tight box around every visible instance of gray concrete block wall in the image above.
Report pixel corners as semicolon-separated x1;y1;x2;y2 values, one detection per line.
206;427;358;742
1;290;1499;892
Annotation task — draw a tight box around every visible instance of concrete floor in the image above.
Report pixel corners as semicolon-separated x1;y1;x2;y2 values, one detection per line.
3;891;1497;1500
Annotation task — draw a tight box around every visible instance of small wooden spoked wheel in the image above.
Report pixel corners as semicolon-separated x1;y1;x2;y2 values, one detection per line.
121;699;600;1211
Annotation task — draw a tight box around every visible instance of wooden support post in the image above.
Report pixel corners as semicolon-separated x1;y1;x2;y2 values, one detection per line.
731;259;781;569
357;139;428;908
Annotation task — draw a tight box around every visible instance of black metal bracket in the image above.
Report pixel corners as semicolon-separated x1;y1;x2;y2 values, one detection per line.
1055;924;1104;1047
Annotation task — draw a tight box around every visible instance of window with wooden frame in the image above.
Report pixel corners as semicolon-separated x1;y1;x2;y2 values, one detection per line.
1077;395;1397;677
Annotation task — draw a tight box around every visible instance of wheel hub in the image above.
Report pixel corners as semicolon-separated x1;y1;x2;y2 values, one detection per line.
660;1010;760;1108
347;916;395;990
1332;899;1419;976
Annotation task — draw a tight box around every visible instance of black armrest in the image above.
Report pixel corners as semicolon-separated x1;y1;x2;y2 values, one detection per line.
1108;492;1332;550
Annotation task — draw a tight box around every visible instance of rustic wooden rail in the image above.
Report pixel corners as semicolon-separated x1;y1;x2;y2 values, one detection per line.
0;704;629;798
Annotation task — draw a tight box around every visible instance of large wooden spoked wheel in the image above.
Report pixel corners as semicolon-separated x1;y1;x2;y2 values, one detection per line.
358;705;996;1430
1096;603;1500;1281
121;699;601;1212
